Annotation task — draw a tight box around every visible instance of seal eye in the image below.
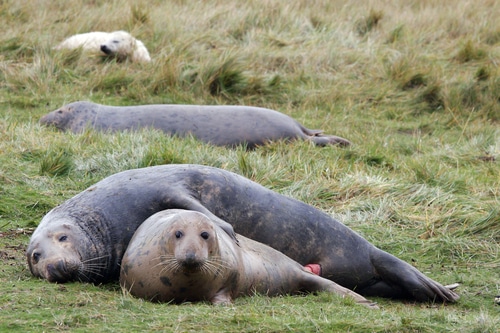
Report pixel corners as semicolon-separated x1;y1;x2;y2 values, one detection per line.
200;232;209;240
175;231;183;239
59;235;68;242
32;252;41;264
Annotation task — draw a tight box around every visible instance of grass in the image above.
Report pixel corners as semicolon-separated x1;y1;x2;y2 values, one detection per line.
1;0;499;331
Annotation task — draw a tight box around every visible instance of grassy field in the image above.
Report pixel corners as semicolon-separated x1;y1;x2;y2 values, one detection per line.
1;0;499;331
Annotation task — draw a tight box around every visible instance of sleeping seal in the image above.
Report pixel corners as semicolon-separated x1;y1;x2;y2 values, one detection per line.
39;101;351;148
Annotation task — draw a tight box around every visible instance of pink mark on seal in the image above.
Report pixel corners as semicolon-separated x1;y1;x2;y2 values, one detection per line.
304;264;321;275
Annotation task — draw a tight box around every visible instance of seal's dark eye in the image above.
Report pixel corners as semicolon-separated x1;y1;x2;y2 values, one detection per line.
200;232;209;240
32;252;41;264
175;231;183;239
59;235;67;242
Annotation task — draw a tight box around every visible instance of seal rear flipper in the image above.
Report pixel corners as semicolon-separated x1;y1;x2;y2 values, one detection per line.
300;125;351;147
308;135;351;147
301;272;379;309
369;250;459;303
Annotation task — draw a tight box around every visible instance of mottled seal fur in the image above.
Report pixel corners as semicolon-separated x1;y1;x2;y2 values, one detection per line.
39;101;351;148
120;209;377;308
27;164;459;303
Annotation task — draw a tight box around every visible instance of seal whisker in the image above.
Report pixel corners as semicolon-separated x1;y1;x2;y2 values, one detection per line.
77;257;109;281
150;254;185;275
199;256;230;278
81;255;110;265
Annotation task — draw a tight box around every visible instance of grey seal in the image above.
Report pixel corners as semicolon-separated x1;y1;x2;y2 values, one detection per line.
119;209;378;308
27;164;458;303
39;101;351;148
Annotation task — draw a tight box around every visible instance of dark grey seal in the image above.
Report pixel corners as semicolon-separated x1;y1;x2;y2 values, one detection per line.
39;101;351;148
27;164;459;303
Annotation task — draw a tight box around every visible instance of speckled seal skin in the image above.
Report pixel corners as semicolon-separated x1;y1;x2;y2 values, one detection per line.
27;164;459;303
119;209;377;308
39;101;351;148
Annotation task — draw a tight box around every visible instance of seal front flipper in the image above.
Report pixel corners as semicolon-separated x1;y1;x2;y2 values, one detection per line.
210;287;233;305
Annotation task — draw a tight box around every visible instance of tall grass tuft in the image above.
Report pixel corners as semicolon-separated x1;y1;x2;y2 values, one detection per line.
203;54;249;97
355;9;383;36
130;4;150;25
39;149;73;177
454;40;487;63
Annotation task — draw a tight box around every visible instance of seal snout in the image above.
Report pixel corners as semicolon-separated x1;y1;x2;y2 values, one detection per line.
100;44;111;55
46;260;70;283
179;252;204;269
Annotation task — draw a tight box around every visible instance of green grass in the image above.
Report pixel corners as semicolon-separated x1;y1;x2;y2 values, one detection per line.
1;0;499;332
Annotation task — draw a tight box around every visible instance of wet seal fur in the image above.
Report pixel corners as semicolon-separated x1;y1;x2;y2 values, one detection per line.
119;209;377;308
39;101;351;148
27;164;459;303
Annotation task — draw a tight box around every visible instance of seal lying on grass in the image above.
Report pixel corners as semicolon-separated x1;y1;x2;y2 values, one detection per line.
39;101;351;148
54;30;151;63
120;209;378;308
26;164;459;303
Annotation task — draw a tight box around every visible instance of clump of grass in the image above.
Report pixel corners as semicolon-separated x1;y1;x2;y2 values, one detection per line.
475;66;490;81
201;54;251;97
459;82;482;108
413;83;446;112
130;4;149;25
39;149;73;177
237;151;256;179
355;9;383;36
446;77;500;121
401;73;428;90
139;143;188;167
146;57;181;94
386;25;404;43
385;55;428;90
191;52;281;100
53;47;83;67
454;40;487;63
90;67;135;93
484;30;500;45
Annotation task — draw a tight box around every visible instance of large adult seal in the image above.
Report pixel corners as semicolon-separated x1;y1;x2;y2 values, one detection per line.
39;101;351;148
119;209;377;308
27;164;459;303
